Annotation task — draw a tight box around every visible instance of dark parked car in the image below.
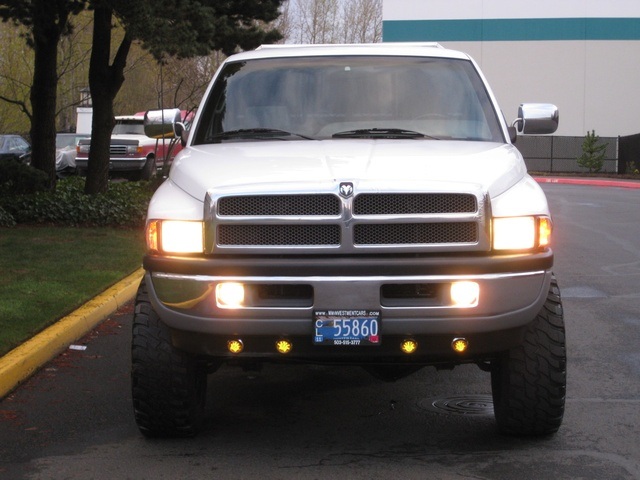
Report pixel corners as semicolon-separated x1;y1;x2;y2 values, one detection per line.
0;134;31;164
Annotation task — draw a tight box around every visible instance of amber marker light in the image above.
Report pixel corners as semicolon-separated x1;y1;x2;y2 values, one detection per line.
401;339;418;354
146;220;159;252
538;217;552;247
452;338;469;354
276;340;293;354
227;339;244;354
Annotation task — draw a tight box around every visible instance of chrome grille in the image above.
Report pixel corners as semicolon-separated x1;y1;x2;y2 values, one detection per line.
207;189;487;253
354;222;478;245
218;224;340;246
110;145;128;156
218;194;340;216
354;193;476;215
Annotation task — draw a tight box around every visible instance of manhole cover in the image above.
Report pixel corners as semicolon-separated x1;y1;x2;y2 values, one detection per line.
418;394;494;416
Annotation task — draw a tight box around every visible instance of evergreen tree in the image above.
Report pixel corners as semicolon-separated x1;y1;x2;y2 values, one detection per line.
577;130;607;174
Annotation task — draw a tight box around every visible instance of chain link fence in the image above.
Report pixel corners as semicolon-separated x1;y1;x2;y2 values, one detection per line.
516;135;619;173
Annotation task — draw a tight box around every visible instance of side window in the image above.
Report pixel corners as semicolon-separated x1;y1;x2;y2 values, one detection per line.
16;138;30;151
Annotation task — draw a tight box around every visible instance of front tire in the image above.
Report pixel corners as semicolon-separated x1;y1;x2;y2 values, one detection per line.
491;275;566;436
131;279;207;437
139;156;157;181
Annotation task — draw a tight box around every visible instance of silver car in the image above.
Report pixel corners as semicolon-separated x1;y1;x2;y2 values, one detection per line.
55;133;89;177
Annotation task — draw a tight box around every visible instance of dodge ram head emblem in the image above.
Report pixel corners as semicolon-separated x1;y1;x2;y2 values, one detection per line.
339;182;354;198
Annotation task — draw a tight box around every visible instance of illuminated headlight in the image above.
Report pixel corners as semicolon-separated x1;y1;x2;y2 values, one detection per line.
146;220;204;254
493;216;552;251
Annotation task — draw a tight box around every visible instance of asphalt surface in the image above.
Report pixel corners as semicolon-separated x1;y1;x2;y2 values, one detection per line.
1;176;640;479
1;175;639;400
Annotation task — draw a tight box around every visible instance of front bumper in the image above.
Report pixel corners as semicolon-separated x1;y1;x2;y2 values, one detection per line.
143;251;554;362
75;157;146;172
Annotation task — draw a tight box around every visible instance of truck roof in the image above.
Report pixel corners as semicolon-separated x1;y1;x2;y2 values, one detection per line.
115;115;144;121
229;42;471;62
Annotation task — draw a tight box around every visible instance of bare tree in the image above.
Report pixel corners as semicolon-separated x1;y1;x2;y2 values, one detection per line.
340;0;382;43
153;53;223;112
295;0;340;44
0;24;32;134
281;0;381;44
56;12;93;131
273;0;295;43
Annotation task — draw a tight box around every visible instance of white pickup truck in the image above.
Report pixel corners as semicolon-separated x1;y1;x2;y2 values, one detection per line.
131;43;566;438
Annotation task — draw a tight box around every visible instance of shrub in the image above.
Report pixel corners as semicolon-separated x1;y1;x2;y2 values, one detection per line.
0;205;16;227
0;176;153;228
627;160;640;175
0;159;49;196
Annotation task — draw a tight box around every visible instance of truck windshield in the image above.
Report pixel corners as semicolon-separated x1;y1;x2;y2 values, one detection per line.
193;55;504;144
113;121;145;135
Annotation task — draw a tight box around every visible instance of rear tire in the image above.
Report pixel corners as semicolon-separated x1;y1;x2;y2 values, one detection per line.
491;275;566;436
131;279;207;437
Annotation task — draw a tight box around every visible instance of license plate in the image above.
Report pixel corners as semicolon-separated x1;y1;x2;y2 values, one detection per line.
313;310;380;346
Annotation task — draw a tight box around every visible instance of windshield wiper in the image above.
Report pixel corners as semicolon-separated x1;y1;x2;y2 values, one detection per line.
332;128;438;139
209;128;314;141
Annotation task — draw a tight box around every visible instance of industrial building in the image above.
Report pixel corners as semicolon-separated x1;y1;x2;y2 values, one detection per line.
382;0;640;172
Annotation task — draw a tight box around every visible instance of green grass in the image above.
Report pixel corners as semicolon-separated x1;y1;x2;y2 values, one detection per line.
0;226;145;356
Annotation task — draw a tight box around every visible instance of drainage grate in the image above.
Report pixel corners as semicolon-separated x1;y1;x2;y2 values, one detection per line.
418;394;494;416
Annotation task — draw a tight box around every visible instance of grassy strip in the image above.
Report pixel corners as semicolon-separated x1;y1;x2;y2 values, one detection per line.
0;226;145;356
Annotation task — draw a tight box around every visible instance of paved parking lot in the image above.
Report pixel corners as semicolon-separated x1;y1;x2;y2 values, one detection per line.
1;183;640;479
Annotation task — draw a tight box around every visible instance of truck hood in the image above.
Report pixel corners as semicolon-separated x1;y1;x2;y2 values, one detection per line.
169;139;527;201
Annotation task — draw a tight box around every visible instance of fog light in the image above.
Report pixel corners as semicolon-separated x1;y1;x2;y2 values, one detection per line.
401;339;418;354
450;281;479;307
452;338;469;354
227;339;244;354
216;282;245;308
276;339;293;354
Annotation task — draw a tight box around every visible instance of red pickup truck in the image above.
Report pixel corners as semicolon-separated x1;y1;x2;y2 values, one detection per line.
76;112;187;180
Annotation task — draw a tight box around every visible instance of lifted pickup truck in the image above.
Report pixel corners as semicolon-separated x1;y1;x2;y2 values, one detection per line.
132;43;566;438
76;113;183;180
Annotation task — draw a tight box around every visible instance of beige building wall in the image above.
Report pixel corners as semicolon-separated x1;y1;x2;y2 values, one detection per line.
382;0;640;138
439;40;639;138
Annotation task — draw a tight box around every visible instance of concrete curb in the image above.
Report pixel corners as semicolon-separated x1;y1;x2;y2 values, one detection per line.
0;268;144;400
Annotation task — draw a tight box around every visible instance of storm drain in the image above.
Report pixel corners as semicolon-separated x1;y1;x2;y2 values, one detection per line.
418;394;494;416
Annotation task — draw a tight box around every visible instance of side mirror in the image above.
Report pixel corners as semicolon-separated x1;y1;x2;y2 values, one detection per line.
513;103;559;135
144;108;184;139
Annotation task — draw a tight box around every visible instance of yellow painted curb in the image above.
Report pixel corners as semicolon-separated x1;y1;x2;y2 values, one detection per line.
0;268;144;400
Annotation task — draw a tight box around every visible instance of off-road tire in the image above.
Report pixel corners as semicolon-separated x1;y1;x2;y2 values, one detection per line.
131;279;207;437
491;275;566;436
